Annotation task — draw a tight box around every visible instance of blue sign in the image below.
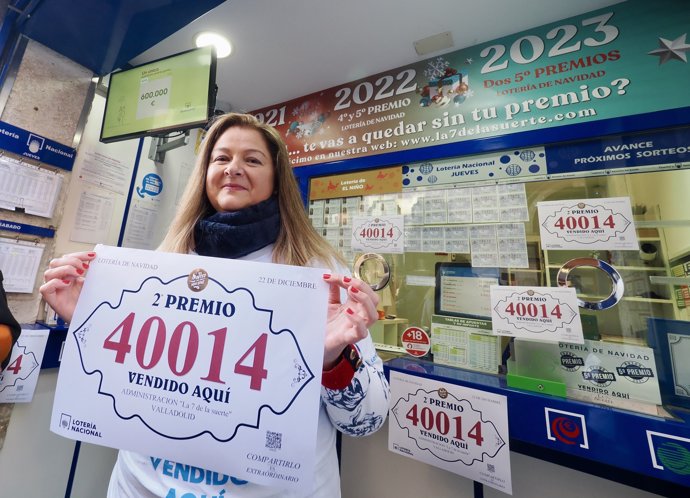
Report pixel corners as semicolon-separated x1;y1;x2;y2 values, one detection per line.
0;219;55;238
136;173;163;198
546;128;690;176
0;121;75;170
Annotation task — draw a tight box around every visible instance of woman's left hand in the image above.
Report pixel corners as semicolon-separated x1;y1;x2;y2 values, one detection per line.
322;273;380;369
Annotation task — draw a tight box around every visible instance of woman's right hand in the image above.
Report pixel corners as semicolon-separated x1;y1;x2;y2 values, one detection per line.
39;252;97;323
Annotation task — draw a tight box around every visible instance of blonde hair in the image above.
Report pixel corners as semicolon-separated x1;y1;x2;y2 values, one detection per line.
159;112;343;268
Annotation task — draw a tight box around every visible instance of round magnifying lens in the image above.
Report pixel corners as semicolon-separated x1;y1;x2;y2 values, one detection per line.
556;257;624;311
353;253;391;291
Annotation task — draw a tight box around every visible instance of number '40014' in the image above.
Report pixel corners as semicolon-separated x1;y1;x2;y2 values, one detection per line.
406;403;483;446
553;214;615;230
359;227;394;238
103;312;268;390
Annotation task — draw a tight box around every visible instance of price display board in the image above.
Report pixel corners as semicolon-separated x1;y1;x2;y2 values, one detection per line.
490;285;584;344
51;245;329;490
389;370;511;493
537;197;638;250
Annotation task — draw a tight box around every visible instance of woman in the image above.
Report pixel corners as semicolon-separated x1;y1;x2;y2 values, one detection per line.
41;113;390;497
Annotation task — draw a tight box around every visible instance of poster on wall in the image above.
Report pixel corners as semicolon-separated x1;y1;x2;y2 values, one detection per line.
250;0;690;169
0;238;45;293
78;150;131;196
388;370;512;493
69;190;116;244
51;245;329;490
537;196;638;250
0;156;63;218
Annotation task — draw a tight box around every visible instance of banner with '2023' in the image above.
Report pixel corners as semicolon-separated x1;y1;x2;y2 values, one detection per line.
251;0;690;168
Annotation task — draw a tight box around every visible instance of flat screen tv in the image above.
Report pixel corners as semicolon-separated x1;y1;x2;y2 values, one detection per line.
100;46;217;143
434;262;504;320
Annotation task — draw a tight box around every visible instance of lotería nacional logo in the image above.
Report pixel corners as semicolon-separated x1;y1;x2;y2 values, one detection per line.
187;268;209;292
60;413;72;430
582;366;616;387
59;413;102;437
616;361;654;384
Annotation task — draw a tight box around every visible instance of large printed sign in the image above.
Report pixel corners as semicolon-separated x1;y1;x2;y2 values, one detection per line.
537;196;638;250
388;371;511;493
546;127;690;176
51;245;329;490
402;147;547;187
251;0;690;167
490;285;584;344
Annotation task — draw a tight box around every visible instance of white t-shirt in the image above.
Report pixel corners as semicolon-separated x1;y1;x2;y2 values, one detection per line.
107;244;389;498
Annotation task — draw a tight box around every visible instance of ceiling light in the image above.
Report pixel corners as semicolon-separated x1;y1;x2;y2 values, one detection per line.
194;32;232;58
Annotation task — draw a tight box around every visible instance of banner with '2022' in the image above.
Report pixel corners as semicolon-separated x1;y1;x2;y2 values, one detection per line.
252;0;690;168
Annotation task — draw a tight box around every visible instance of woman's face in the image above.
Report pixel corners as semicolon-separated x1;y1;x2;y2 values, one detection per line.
205;126;275;212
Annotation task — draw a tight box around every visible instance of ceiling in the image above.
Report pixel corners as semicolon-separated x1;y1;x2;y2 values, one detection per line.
19;0;624;113
19;0;225;76
128;0;624;113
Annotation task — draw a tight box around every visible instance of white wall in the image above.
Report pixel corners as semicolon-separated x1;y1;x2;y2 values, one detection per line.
121;132;198;250
625;169;690;260
53;93;141;255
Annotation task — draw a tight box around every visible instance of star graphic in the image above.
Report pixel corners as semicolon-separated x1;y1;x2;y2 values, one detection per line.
465;58;473;65
648;33;690;64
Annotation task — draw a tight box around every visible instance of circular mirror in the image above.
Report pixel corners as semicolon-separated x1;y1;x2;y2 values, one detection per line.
556;257;624;311
353;253;390;291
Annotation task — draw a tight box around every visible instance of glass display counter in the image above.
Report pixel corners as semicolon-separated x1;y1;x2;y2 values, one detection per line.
306;164;690;493
311;170;687;375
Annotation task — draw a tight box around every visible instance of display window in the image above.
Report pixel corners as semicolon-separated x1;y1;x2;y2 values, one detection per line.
309;165;690;416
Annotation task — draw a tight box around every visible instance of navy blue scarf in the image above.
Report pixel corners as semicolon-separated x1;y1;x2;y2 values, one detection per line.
194;196;281;259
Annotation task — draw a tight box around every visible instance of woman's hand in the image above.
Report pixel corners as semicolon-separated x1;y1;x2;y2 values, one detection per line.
322;273;379;369
39;252;97;323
